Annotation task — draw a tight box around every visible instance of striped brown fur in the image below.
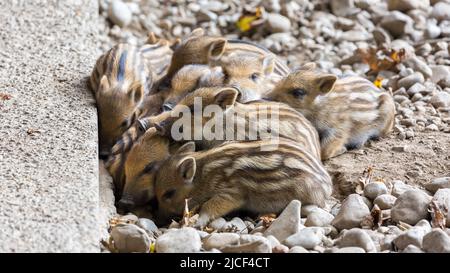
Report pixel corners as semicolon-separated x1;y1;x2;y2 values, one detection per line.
106;126;172;205
90;43;153;156
152;86;321;159
159;64;225;110
110;64;224;157
266;63;395;160
220;52;277;102
160;28;290;90
154;139;332;226
140;36;173;83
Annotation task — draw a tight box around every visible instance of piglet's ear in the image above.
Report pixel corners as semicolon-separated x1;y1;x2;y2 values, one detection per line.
189;28;205;39
176;141;196;155
171;38;182;50
129;85;144;104
262;56;275;76
177;156;196;183
208;38;227;61
299;62;316;71
98;75;110;93
214;87;239;109
315;74;337;94
146;32;157;44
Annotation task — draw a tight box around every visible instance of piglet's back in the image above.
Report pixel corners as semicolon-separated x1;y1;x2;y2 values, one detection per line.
192;138;332;209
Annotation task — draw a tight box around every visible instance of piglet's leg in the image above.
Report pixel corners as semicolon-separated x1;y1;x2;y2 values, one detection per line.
195;194;244;228
321;136;347;160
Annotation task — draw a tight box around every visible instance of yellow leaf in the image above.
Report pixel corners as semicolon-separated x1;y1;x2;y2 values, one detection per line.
236;7;263;32
374;77;383;88
236;15;258;32
149;242;155;253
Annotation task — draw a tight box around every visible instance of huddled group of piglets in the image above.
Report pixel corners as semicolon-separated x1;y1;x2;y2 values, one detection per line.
89;28;395;227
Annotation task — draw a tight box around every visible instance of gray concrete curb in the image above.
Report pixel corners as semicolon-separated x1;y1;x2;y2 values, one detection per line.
0;0;100;252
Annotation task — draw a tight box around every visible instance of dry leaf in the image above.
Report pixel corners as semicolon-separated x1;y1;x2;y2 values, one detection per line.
101;237;118;253
397;221;412;231
259;213;276;229
181;198;199;227
27;128;41;136
236;7;264;32
358;46;406;74
360;215;374;229
0;93;12;101
223;224;239;233
361;205;386;229
203;226;215;233
373;76;383;88
149;242;156;253
108;216;135;230
371;204;383;228
355;166;374;194
429;200;446;229
181;198;192;227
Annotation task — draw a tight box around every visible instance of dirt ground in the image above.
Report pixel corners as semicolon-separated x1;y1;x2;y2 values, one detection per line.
325;130;450;200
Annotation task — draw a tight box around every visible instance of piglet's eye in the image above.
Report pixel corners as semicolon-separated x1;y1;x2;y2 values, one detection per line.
120;119;129;128
143;162;156;173
250;73;260;82
223;71;230;82
162;189;176;200
290;89;306;98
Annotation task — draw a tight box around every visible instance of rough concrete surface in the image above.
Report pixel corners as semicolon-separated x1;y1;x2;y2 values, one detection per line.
0;0;100;252
99;160;116;242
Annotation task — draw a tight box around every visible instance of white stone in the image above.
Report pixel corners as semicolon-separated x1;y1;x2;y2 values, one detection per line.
264;200;302;242
387;0;430;11
331;194;370;230
392;180;414;197
422;229;450;253
391;190;432;225
301;204;319;217
432;2;450;21
398;72;425;90
136;218;160;237
209;217;227;230
432;189;450;227
203;233;240;250
430;65;450;83
220;217;248;233
221;235;272;253
331;0;356;16
111;224;151;253
393;220;431;250
333;247;366;253
337;228;377;252
426;177;450;194
430;92;450;108
305;208;334;227
266;13;291;33
288;246;309;253
284;227;324;250
108;0;132;27
405;56;433;79
364;182;389;200
380;11;413;37
402;244;424;253
155;228;201;253
374;194;397;210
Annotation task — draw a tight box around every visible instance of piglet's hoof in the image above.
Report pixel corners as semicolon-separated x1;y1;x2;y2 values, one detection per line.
194;215;210;229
